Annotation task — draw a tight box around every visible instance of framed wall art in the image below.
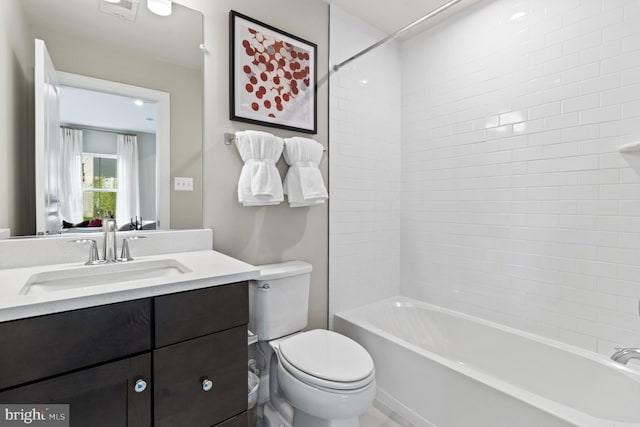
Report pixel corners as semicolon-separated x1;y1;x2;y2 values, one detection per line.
230;10;317;134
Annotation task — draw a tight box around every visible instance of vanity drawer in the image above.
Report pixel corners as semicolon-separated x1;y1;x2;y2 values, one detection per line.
153;326;247;427
0;299;152;390
154;282;248;347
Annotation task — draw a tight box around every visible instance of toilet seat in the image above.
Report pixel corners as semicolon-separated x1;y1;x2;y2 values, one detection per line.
278;329;375;391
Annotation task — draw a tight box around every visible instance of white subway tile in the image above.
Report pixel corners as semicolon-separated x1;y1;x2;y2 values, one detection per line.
513;119;544;135
598;184;640;199
581;7;624;34
558;329;597;351
543;83;580;102
576;318;620;342
545;22;580;46
598;278;640;298
529;102;562;120
620;200;640;215
601;84;640;106
562;62;600;85
577;200;619;215
561;124;600;142
622;34;640;53
578;169;619;184
580;105;622;124
528;130;562;146
580;41;622;64
621;67;640;86
563;32;602;55
618;232;640;249
561;93;600;114
527;155;599;173
541;201;578;214
542;142;579;158
598;215;640;232
558;215;597;230
393;0;640;354
542;171;579;186
622;100;640;118
561;185;599;199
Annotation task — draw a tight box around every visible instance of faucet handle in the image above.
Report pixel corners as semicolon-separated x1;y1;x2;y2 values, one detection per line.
119;236;146;261
70;239;101;265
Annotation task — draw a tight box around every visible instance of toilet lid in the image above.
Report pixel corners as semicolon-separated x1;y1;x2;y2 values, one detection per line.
279;329;374;384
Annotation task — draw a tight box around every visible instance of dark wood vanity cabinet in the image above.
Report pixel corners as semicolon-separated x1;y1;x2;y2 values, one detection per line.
0;282;249;427
0;354;152;427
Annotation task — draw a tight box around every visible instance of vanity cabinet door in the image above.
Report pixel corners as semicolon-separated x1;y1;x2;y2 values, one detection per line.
0;298;152;390
153;326;247;427
0;353;151;427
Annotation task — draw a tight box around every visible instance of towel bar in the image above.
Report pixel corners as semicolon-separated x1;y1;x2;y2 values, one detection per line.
225;132;327;152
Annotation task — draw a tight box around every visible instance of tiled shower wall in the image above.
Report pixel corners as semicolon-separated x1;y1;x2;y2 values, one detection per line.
329;6;402;323
401;0;640;354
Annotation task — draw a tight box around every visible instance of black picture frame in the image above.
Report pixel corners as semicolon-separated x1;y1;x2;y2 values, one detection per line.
229;10;317;134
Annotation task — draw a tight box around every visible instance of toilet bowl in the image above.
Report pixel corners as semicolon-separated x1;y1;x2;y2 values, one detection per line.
249;261;376;427
275;329;376;426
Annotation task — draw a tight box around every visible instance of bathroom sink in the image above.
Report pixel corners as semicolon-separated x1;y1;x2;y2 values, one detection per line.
19;259;191;294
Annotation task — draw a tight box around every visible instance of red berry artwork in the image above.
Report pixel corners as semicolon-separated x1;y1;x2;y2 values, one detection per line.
238;22;313;126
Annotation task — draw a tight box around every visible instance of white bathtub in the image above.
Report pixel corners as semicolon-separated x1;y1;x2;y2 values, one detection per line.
334;297;640;427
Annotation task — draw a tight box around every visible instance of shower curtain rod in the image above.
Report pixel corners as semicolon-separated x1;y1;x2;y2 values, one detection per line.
332;0;464;72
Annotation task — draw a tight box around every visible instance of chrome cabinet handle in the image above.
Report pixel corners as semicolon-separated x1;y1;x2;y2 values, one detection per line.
134;379;147;393
202;379;213;392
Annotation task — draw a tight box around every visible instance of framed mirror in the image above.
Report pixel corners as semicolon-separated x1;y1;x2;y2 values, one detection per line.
17;0;203;235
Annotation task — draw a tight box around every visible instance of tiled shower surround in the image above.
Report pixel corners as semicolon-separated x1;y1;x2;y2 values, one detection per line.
329;6;402;321
331;0;640;354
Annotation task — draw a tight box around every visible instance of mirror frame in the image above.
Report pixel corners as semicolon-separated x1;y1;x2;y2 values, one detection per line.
55;71;171;230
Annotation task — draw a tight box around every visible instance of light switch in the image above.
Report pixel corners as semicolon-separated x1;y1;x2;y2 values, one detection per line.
174;177;194;191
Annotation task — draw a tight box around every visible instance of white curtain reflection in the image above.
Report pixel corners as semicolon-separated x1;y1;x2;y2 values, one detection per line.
116;134;140;228
59;127;83;223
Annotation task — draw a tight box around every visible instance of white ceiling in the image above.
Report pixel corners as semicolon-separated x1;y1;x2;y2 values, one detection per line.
59;86;157;134
22;0;202;70
324;0;482;39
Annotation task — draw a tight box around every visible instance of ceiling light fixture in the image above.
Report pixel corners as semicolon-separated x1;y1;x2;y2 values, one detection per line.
134;99;144;106
104;0;121;3
147;0;172;16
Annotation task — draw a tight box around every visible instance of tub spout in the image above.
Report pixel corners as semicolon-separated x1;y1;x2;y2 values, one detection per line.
611;348;640;364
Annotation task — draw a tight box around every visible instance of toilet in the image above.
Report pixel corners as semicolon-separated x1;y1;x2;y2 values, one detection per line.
249;261;376;427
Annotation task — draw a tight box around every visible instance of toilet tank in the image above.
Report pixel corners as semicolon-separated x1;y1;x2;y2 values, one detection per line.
249;261;312;341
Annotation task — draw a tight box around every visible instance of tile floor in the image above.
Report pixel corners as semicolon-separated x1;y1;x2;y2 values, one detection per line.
360;401;413;427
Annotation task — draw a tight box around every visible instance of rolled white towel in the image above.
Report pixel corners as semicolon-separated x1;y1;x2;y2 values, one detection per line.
283;137;328;207
235;130;284;206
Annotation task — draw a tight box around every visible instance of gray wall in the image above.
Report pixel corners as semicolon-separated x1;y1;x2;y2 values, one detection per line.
0;0;32;236
28;29;202;230
181;0;330;330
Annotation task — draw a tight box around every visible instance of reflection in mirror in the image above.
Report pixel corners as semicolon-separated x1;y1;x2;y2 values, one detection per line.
16;0;203;236
59;85;160;232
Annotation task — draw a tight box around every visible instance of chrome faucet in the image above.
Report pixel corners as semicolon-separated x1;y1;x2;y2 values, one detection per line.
611;348;640;364
102;218;118;263
70;239;101;265
72;219;146;264
120;236;146;261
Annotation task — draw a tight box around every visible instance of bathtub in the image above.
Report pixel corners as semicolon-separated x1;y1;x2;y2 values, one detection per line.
334;297;640;427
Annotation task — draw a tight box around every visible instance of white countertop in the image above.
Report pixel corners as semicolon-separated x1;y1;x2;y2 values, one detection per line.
0;250;260;322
